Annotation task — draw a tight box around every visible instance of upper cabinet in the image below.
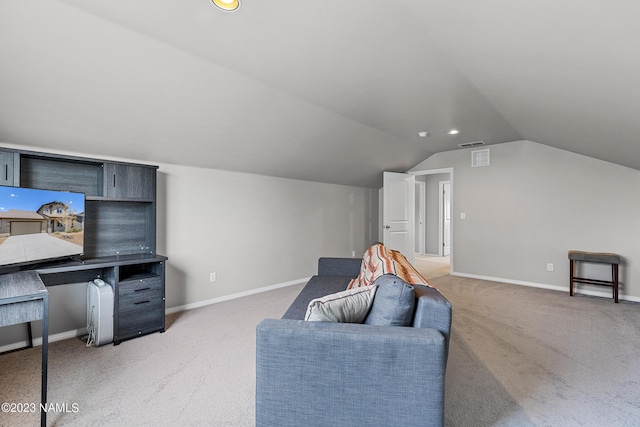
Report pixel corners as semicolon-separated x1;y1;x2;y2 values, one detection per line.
0;151;17;186
105;163;155;201
20;154;103;196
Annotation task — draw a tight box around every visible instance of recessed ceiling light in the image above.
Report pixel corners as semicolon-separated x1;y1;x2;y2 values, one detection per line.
418;131;429;138
448;129;460;135
212;0;240;11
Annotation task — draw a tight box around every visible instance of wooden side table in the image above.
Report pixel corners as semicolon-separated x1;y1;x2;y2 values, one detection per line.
0;271;49;427
568;250;620;303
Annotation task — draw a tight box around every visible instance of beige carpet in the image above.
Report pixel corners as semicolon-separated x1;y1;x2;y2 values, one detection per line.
0;283;303;427
2;265;640;426
433;275;640;426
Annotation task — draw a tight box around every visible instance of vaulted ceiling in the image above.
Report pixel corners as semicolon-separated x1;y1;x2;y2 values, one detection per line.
1;1;638;188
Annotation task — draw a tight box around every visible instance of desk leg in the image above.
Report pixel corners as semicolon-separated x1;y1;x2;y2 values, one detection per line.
41;295;48;427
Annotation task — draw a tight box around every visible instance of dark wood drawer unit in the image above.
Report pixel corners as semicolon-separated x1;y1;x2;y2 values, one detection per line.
115;263;166;344
119;276;163;300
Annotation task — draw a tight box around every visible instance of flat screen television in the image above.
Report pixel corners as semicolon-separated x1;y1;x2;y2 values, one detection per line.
0;185;85;268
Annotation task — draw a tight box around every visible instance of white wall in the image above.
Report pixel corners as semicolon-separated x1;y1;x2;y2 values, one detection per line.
410;140;640;301
0;144;378;349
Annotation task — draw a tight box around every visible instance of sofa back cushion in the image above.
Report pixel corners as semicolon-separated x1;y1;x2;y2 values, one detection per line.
318;257;363;277
364;274;416;326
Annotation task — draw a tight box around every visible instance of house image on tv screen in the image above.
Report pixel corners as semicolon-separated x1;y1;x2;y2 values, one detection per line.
37;201;84;233
0;201;83;235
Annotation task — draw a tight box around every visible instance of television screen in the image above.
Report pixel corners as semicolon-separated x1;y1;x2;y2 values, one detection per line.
0;185;85;267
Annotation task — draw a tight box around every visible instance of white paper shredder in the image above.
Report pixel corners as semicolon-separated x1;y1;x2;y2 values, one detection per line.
86;279;114;346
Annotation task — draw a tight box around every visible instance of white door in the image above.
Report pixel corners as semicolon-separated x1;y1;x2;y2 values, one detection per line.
383;171;415;263
439;181;451;256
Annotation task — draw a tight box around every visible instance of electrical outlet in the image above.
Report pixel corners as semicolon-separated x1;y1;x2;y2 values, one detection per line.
547;263;554;272
352;251;356;257
210;272;217;283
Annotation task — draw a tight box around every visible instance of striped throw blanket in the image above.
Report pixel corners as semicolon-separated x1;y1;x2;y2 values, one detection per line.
347;243;433;289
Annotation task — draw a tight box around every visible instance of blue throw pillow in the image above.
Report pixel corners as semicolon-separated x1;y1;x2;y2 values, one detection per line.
364;274;415;326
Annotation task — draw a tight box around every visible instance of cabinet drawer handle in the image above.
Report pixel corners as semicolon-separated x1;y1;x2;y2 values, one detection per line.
134;287;151;292
113;173;116;188
4;165;7;181
134;300;151;305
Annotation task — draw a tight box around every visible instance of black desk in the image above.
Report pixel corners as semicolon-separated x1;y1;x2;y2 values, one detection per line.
0;271;49;427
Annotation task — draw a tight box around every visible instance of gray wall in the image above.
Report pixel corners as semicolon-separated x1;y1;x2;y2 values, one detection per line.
410;140;640;300
157;162;377;308
1;145;378;350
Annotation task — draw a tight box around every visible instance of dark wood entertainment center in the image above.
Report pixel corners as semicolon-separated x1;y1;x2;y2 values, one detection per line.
0;147;166;345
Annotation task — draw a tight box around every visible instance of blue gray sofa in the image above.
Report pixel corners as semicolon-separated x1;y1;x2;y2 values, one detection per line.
256;257;452;427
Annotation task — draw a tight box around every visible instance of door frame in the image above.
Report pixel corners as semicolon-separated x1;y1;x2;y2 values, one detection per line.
408;168;454;274
415;180;426;255
438;180;451;257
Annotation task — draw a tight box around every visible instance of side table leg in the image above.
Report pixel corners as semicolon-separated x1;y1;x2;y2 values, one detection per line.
569;260;575;296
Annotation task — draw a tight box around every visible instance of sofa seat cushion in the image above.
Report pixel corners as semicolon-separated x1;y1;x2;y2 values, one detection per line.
348;243;433;290
364;274;416;326
305;285;377;323
282;275;353;320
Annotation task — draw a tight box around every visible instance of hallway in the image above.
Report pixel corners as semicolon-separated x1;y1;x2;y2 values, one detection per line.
413;254;450;280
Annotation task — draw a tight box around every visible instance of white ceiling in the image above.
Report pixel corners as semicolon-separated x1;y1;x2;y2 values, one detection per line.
1;1;638;188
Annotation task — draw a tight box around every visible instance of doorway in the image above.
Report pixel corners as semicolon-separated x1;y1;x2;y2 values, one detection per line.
413;254;451;280
410;168;453;275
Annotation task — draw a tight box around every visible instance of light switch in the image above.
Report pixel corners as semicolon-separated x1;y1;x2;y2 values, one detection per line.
461;213;466;220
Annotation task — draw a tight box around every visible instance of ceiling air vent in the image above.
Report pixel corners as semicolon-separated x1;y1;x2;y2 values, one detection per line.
458;140;485;148
471;148;490;167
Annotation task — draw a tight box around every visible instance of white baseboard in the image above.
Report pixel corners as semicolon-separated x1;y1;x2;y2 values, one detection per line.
0;277;310;353
165;277;310;314
452;271;640;303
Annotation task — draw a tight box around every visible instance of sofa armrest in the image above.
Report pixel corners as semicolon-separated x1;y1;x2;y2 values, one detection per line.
317;257;362;277
413;285;452;364
256;319;445;427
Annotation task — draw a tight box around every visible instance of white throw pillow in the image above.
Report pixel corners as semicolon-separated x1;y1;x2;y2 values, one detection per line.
305;285;377;323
